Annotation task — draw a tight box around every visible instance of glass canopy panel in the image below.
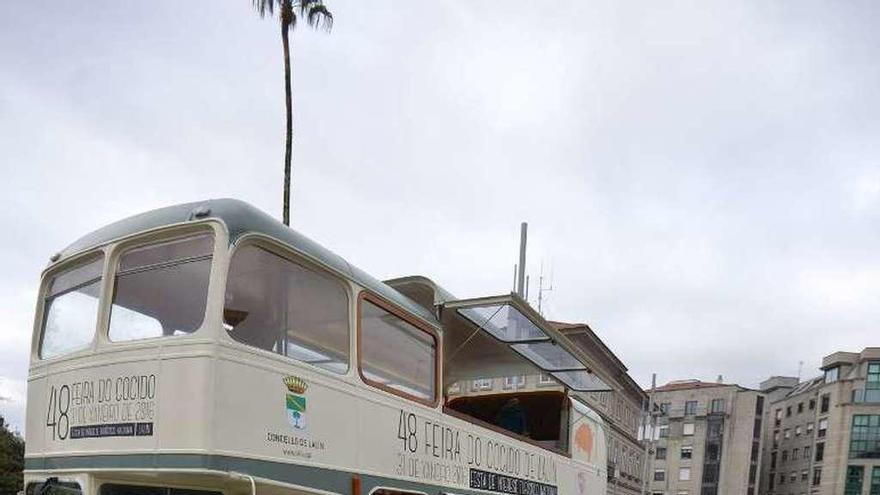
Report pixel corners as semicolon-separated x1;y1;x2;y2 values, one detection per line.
456;304;548;343
511;341;586;371
552;370;612;392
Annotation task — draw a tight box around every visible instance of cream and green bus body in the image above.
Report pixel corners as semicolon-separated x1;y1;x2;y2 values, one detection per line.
24;199;609;495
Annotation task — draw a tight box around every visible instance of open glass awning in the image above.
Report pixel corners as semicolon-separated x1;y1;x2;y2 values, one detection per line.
441;293;613;393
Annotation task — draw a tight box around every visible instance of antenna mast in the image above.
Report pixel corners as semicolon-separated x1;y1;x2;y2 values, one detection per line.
516;222;528;298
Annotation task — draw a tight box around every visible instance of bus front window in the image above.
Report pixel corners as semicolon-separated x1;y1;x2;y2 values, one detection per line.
108;234;214;341
40;255;104;359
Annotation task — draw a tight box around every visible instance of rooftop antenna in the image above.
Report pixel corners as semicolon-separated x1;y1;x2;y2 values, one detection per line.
512;264;518;292
516;222;528;298
797;361;804;381
538;261;554;316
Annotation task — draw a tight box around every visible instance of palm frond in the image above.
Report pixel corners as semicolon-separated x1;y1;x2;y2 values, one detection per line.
305;3;333;31
252;0;275;18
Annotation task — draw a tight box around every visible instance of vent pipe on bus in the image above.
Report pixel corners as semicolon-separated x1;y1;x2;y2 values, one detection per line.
517;222;528;298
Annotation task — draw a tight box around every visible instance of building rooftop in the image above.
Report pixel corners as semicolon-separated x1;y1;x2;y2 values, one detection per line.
654;379;756;393
549;321;647;401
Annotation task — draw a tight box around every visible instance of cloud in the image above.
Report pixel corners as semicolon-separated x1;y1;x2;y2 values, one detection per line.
2;0;880;431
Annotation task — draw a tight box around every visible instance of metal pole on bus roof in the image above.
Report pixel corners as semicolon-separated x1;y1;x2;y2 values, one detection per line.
517;222;527;297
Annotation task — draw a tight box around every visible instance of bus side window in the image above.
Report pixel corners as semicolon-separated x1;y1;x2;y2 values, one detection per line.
359;295;437;404
224;245;350;374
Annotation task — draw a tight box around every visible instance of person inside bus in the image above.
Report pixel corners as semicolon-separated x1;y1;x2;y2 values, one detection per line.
495;397;529;436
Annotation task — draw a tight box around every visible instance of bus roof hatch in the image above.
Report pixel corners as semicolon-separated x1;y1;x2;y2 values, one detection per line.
441;293;613;393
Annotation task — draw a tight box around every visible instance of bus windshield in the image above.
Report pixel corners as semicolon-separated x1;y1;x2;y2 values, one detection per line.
38;232;215;359
40;255;104;359
108;234;214;341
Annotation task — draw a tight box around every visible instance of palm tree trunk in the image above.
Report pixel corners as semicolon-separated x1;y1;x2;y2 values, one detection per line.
281;19;293;226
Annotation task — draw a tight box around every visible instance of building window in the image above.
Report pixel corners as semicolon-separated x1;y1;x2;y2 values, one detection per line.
870;467;880;495
683;423;695;436
472;378;493;391
224;243;349;374
660;402;671;415
706;443;720;462
795;425;802;436
360;296;437;403
685;400;698;416
789;472;797;483
654;469;666;482
656;447;667;460
818;418;828;438
779;473;786;485
820;394;830;413
869;363;880;388
710;398;725;414
825;366;840;384
804;445;811;460
784;428;791;439
801;470;808;481
797;402;804;414
773;431;780;448
812;467;822;486
850;414;880;459
792;448;799;460
809;398;816;410
756;395;765;415
774;408;783;426
845;466;864;495
659;425;669;438
782;450;788;462
679;468;691;481
806;422;814;435
681;445;693;459
815;442;824;462
770;451;777;469
503;375;526;389
538;373;555;386
786;406;792;417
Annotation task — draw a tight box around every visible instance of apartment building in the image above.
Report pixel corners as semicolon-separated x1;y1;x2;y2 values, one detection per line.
759;348;880;495
447;320;647;495
645;379;765;495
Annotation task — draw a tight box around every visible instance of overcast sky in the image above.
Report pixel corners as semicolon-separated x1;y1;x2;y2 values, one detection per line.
2;1;880;432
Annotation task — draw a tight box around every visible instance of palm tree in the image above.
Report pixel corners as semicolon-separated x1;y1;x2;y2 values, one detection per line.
253;0;333;226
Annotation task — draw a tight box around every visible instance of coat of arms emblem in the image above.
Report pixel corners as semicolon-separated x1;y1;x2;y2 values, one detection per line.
283;376;308;430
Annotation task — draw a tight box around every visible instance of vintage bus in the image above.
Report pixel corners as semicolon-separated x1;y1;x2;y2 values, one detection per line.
23;199;610;495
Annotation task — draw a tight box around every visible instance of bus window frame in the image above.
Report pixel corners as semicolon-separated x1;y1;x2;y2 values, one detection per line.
357;291;441;408
102;223;222;346
220;235;354;376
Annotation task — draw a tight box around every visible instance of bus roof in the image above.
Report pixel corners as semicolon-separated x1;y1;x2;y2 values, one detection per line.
56;198;438;326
